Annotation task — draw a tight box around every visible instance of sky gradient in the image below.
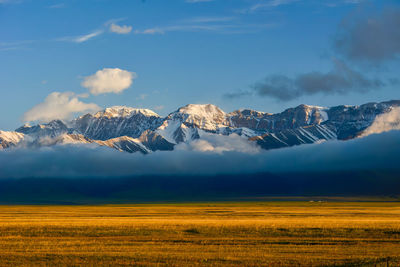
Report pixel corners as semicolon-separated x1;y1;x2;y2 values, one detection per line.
1;0;399;130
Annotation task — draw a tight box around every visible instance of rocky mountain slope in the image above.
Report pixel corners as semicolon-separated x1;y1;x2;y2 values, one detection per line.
1;100;399;153
70;107;163;140
0;131;25;149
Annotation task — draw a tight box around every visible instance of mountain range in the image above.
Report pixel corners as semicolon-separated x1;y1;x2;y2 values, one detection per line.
1;100;399;153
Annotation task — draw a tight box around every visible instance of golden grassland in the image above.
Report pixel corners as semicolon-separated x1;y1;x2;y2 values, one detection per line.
0;202;399;266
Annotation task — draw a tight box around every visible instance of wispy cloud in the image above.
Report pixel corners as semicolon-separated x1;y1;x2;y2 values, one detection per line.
185;0;215;3
324;0;368;7
57;19;132;43
0;0;22;4
135;22;274;35
182;16;234;23
135;28;165;35
136;94;148;100
48;3;65;8
240;0;300;13
109;23;132;34
73;30;104;43
153;105;165;111
0;40;34;51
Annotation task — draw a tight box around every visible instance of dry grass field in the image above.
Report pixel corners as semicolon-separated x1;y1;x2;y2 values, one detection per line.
0;202;399;266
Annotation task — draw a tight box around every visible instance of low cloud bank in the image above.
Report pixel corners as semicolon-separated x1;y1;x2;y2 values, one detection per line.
176;133;261;154
0;130;399;178
362;107;400;137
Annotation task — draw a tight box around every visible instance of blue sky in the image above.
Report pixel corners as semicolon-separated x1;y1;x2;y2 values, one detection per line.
1;0;399;130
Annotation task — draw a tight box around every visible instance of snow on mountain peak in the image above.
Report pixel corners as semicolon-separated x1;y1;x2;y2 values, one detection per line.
0;131;25;149
178;104;225;115
94;106;159;118
301;105;329;123
156;104;228;144
303;104;327;110
175;104;227;125
0;131;25;143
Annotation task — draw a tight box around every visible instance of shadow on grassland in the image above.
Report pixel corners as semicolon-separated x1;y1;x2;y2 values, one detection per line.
0;170;398;204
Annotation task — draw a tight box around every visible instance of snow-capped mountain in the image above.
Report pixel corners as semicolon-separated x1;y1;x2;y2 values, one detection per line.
0;131;25;149
251;100;400;150
2;100;399;153
71;106;163;140
16;120;70;138
229;104;329;132
157;104;229;144
94;136;149;154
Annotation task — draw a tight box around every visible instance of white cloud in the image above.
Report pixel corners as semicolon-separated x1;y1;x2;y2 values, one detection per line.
185;0;215;3
241;0;300;13
136;94;148;100
176;133;261;154
48;3;65;8
134;28;165;35
0;0;22;4
135;23;273;35
361;107;400;137
2;130;400;178
110;23;132;34
0;40;34;51
73;30;103;43
153;105;165;111
184;16;234;23
81;68;137;95
59;19;132;43
343;0;365;3
23;92;100;123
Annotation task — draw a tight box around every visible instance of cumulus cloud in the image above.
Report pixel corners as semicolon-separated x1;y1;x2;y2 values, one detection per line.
335;7;400;64
109;23;132;34
227;59;384;101
0;130;399;178
23;92;100;123
82;68;137;95
361;107;400;137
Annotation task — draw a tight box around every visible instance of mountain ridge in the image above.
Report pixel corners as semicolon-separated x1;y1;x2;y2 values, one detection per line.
1;100;399;153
